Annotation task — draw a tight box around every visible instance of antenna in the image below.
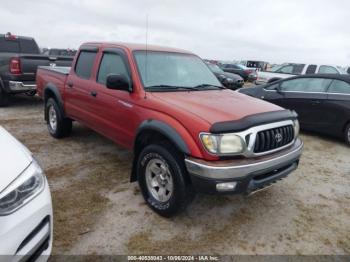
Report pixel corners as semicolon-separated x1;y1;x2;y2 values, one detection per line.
144;14;149;99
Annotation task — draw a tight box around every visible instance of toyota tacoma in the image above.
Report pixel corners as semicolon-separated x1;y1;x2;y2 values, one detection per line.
36;42;303;217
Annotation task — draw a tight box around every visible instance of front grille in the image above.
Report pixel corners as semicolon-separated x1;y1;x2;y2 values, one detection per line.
254;125;294;153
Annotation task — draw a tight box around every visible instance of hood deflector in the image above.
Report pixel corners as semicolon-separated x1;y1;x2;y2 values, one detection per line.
210;110;298;133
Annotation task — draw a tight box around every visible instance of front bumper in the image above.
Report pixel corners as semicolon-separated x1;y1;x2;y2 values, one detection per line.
8;81;36;92
0;178;53;261
185;139;303;194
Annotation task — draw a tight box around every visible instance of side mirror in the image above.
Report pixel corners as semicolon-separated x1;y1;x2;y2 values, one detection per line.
106;74;131;92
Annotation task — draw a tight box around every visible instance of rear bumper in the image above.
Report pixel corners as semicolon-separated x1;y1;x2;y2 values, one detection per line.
8;81;36;92
185;139;303;194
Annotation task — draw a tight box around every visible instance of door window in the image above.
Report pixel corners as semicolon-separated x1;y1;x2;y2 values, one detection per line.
19;39;40;54
264;83;279;90
280;78;332;92
97;52;129;85
276;64;305;74
0;38;20;53
75;51;97;79
305;65;317;74
328;80;350;94
318;65;338;74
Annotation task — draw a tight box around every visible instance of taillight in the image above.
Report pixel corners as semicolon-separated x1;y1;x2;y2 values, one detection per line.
244;69;253;74
9;57;21;75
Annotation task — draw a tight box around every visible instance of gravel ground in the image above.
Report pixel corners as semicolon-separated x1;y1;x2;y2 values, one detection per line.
0;94;349;255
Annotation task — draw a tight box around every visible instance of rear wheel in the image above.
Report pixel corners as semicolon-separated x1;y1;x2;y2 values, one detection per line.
46;98;72;138
0;88;9;107
345;123;350;146
137;142;195;217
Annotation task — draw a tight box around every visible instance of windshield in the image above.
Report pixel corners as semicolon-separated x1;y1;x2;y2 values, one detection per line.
134;51;222;90
236;64;247;70
208;63;224;74
268;65;283;72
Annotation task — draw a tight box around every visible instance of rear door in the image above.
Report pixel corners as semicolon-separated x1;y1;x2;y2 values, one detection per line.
277;78;332;130
64;46;99;126
324;79;350;136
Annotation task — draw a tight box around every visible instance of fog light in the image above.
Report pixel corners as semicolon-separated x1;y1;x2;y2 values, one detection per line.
216;182;237;192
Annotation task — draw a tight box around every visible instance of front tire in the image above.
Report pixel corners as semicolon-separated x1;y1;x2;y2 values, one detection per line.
345;123;350;146
46;98;72;138
137;142;195;217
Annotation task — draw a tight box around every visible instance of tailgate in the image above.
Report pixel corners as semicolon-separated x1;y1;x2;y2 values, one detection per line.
20;55;73;75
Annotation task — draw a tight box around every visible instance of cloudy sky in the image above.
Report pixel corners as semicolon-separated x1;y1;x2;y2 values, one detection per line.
1;0;349;66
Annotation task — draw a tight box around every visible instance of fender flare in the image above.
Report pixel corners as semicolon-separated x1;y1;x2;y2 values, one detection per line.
43;83;65;120
135;119;190;154
130;119;191;182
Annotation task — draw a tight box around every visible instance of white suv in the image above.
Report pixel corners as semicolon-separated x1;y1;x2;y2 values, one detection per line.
256;63;347;85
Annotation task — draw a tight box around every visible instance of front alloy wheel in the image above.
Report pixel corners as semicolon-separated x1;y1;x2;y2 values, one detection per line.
137;142;195;217
145;158;174;203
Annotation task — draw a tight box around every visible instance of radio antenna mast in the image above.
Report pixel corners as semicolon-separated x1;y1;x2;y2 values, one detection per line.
144;14;149;99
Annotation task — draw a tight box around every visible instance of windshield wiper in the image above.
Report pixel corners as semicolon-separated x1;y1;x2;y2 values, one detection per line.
146;85;200;91
193;84;226;89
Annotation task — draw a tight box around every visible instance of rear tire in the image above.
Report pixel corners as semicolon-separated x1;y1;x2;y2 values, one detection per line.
0;88;9;107
345;123;350;146
46;98;72;138
137;142;195;217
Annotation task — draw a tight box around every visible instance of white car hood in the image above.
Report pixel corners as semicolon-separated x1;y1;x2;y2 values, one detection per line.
0;126;32;193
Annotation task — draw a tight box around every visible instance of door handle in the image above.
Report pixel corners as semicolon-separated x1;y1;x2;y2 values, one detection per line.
90;91;97;97
67;82;74;88
311;100;321;105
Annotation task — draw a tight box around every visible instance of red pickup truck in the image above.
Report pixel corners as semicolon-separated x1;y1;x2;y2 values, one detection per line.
36;42;303;217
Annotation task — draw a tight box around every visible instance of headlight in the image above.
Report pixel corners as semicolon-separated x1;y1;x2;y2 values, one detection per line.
200;133;244;155
0;159;45;216
293;119;300;137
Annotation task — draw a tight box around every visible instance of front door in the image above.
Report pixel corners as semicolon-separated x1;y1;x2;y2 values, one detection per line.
277;77;332;131
88;48;136;148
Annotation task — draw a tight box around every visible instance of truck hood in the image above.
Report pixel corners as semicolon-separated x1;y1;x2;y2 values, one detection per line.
151;89;282;125
0;127;32;193
257;71;295;81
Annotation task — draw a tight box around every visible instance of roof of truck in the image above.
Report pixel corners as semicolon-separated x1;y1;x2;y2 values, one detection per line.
0;33;34;40
82;42;193;54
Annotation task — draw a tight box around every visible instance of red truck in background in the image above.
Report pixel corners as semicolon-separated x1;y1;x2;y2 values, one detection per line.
36;42;303;217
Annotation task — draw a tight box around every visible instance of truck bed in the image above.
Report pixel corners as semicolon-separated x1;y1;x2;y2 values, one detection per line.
38;66;71;75
36;66;70;99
